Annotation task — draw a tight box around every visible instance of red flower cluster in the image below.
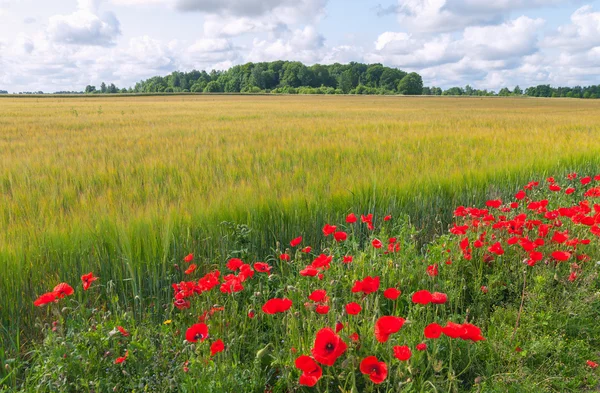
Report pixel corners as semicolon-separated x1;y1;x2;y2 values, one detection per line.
34;282;75;307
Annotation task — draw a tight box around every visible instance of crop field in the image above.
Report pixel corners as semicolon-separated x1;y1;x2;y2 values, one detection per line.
1;95;600;392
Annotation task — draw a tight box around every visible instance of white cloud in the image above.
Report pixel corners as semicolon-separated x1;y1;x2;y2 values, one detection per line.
391;0;569;32
48;0;121;46
247;25;325;63
543;5;600;52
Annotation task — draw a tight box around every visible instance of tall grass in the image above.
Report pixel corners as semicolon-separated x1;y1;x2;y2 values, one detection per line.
1;96;600;367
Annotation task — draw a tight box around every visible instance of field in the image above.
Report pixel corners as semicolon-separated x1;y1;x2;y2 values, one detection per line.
1;95;600;392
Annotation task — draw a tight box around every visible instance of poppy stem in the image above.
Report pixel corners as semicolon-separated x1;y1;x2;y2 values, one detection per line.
510;269;527;342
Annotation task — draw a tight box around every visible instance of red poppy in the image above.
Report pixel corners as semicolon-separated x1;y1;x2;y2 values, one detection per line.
552;251;571;261
359;356;387;384
481;285;488;293
174;298;191;309
346;302;362;315
442;322;466;339
253;262;271;274
295;355;322;387
431;292;448;304
416;343;427;351
426;264;439;277
322;224;337;236
352;276;380;295
587;360;599;369
262;298;292;314
343;255;353;263
53;283;74;299
350;332;360;342
486;199;502;208
361;214;373;223
226;258;244;271
488;242;504;255
371;239;383;249
34;292;57;307
290;236;302;247
185;323;208;343
335;322;344;333
424;323;442;339
311;327;347;366
374;316;405;343
81;272;98;291
515;190;526;200
301;246;312;253
346;213;357;223
309;290;328;302
412;290;432;305
333;231;348;242
565;187;576;195
248;310;255;318
300;265;319;277
384;215;392;221
383;288;401;300
115;350;128;364
184;264;197;275
393;345;411;361
210;339;225;356
117;326;130;337
280;253;291;261
460;323;485;341
183;253;194;263
315;305;330;314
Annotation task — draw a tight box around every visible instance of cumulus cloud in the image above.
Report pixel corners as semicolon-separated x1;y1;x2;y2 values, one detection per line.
247;25;325;63
543;5;600;52
388;0;569;32
48;0;121;46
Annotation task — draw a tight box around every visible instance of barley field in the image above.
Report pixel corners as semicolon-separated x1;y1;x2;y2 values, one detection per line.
1;95;600;391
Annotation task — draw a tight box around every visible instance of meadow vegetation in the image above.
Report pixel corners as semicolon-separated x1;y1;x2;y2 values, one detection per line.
1;95;600;391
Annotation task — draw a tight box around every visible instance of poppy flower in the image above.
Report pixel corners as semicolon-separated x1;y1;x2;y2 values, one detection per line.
431;292;448;304
352;276;380;295
183;253;194;263
300;265;319;277
290;236;302;247
424;323;442;339
311;327;347;366
335;322;344;333
361;214;373;223
442;322;466;339
315;305;330;314
226;258;244;271
174;298;191;309
565;187;576;195
333;231;348;242
343;255;353;263
481;286;488;293
359;356;387;384
322;224;337;236
587;360;599;369
383;288;401;300
184;264;197;275
350;332;360;342
549;184;561;192
346;213;357;223
295;355;322;387
460;323;485;341
262;298;292;314
581;177;591;185
426;264;439;277
486;199;502;208
247;310;255;319
309;290;327;303
301;246;312;253
488;242;504;255
371;239;383;249
253;262;271;274
34;292;57;307
374;316;405;343
393;345;411;361
210;339;225;356
280;253;291;261
416;343;427;351
515;190;526;200
552;251;571;261
346;302;362;315
185;323;208;343
81;272;98;291
117;326;130;337
115;350;128;364
384;215;392;221
53;283;74;299
412;290;432;305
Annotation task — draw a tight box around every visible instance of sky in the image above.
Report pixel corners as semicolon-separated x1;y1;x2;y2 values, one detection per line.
1;0;600;93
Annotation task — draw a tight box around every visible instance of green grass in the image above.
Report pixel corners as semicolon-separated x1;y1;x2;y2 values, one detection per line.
1;96;600;391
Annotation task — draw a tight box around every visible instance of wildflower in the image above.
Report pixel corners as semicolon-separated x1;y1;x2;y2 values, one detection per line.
290;236;302;247
226;258;244;271
412;290;432;305
53;283;74;299
322;224;337;236
81;272;98;291
301;246;312;253
360;356;387;384
333;231;347;242
210;340;225;356
280;253;291;261
315;305;330;314
426;264;439;277
308;290;328;303
183;254;194;263
345;302;362;315
587;360;598;369
295;355;322;387
34;292;57;307
383;288;401;300
253;262;272;274
262;298;292;314
416;343;427;351
185;323;208;343
311;328;347;366
372;239;383;248
346;213;357;223
352;276;380;295
117;326;130;337
384;215;392;221
393;345;411;361
184;264;197;275
374;316;405;343
424;323;442;339
343;255;353;263
115;350;128;364
431;292;448;304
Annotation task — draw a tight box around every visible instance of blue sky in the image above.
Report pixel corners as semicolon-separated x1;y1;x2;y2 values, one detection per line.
1;0;600;92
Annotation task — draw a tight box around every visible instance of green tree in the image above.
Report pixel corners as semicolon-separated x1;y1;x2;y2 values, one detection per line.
204;81;222;93
397;73;423;95
100;82;107;93
513;85;523;95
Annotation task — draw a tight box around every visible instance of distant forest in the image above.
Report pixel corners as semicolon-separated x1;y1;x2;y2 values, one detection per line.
2;61;599;98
